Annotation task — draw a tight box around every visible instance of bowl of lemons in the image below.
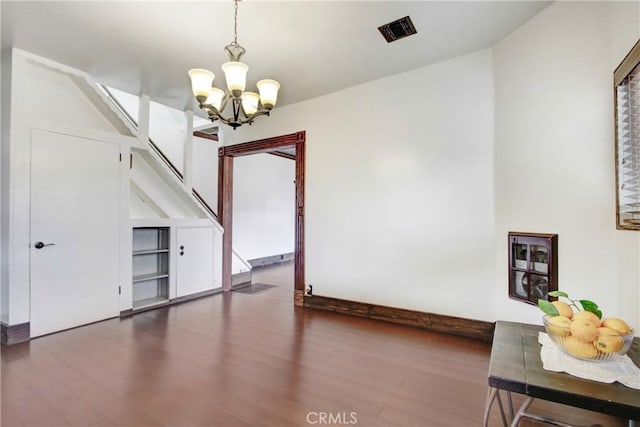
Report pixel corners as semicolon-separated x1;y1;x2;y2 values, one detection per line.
540;292;635;362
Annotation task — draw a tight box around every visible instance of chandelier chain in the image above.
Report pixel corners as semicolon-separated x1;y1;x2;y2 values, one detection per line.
233;0;238;45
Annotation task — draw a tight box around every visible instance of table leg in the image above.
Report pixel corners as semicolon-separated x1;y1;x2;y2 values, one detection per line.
496;390;508;426
510;397;532;427
483;387;508;427
510;397;578;427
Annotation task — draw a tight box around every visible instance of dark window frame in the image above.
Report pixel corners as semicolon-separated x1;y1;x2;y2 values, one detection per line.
614;39;640;230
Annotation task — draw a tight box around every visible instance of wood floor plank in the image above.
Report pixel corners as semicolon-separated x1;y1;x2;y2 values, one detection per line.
0;371;70;426
0;405;26;426
63;376;163;426
378;403;446;427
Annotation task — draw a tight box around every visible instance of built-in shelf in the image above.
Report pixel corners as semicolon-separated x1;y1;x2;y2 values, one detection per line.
132;296;170;310
132;273;169;283
132;249;169;256
132;227;169;310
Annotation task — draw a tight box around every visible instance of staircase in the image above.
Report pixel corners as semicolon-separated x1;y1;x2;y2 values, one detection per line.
100;85;252;281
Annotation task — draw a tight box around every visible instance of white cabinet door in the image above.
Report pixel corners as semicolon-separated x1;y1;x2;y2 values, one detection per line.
176;227;217;297
30;130;120;337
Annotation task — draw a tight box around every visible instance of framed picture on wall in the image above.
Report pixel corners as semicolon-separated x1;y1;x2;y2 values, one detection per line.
508;232;558;305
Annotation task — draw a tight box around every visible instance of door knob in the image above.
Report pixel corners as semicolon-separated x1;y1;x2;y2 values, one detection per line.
34;241;55;249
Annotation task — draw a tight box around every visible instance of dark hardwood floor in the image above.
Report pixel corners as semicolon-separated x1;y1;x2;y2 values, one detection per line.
0;263;628;426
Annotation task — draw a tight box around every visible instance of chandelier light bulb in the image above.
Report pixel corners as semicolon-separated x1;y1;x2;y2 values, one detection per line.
221;61;249;98
257;79;280;110
241;92;260;115
205;87;225;111
188;68;215;101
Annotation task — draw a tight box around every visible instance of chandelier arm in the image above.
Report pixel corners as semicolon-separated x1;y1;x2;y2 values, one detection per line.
201;105;222;122
231;98;242;123
198;103;272;129
217;116;234;126
201;104;231;125
219;91;231;112
238;109;271;125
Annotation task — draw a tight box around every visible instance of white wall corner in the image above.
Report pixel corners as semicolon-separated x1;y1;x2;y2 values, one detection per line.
0;0;3;325
6;50;31;325
0;48;13;324
119;145;133;312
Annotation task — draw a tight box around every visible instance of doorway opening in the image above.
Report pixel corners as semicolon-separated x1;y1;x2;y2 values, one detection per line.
218;131;306;305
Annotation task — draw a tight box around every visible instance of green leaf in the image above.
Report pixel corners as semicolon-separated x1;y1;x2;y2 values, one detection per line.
548;291;569;298
579;299;598;310
579;300;602;318
538;299;559;316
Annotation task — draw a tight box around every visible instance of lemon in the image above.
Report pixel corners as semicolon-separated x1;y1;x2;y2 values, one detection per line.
570;318;598;343
551;301;574;319
572;310;601;327
564;335;598;359
547;315;572;337
601;317;631;335
594;327;623;353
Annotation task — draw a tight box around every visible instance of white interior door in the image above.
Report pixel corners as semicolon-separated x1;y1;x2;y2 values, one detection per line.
30;130;121;337
176;227;216;297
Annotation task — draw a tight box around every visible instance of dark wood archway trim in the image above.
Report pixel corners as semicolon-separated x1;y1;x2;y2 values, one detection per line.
220;131;304;157
269;151;296;161
218;131;306;304
193;131;219;142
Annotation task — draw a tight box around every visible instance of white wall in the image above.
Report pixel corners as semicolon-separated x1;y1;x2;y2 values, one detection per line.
233;153;295;261
107;86;140;123
226;1;640;330
1;48;11;324
129;150;203;219
149;100;185;176
0;4;3;323
228;49;497;320
192;135;219;212
493;1;640;331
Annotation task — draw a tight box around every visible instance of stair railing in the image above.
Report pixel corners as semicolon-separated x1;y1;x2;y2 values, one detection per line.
99;84;217;220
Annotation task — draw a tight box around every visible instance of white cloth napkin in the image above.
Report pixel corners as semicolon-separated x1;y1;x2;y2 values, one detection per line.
538;332;640;389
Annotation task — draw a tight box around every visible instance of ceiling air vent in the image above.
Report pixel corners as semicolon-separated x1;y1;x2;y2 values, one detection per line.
378;16;417;43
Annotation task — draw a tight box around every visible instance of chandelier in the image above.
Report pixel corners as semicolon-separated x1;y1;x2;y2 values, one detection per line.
188;0;280;130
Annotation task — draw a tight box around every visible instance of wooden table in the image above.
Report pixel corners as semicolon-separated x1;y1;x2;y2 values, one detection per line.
484;321;640;426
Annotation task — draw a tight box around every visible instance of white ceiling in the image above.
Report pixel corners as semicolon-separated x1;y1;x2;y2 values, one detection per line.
1;1;551;113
